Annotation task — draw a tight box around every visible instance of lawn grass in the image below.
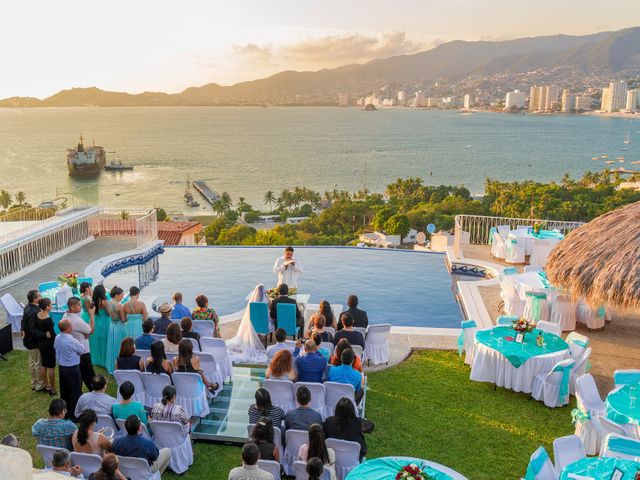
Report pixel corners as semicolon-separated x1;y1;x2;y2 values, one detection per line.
0;349;574;479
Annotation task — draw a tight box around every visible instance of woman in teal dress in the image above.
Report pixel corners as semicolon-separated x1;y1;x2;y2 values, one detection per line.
90;284;110;368
123;286;147;339
105;286;128;374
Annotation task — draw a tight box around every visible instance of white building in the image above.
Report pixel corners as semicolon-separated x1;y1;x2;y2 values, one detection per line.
529;86;541;111
397;90;406;106
358;229;418;248
505;90;526;109
286;216;309;225
575;95;592;111
414;90;425;108
625;89;640;112
561;89;576;112
544;85;560;111
601;81;627;112
463;94;472;109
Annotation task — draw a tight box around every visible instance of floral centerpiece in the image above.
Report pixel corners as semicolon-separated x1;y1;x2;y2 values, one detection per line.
512;317;534;343
395;463;435;480
532;221;543;234
267;286;297;299
57;272;79;289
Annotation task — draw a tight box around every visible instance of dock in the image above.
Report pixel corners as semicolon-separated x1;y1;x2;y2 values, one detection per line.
608;168;640;175
192;180;220;205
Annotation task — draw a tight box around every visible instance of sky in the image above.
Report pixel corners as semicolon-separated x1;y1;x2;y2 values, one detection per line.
2;0;640;99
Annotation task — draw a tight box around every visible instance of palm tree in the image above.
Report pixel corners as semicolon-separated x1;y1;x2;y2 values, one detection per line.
15;191;26;206
264;191;276;211
212;199;226;216
0;190;11;212
237;196;246;211
220;192;232;212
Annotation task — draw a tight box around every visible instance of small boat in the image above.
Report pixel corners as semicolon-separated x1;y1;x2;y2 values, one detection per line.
617;157;625;160
619;160;625;163
184;174;200;207
624;131;632;144
104;160;133;171
631;161;640;165
601;155;608;158
605;161;615;164
591;157;599;160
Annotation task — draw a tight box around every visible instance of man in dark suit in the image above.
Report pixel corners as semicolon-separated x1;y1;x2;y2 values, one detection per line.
269;284;303;334
337;294;369;330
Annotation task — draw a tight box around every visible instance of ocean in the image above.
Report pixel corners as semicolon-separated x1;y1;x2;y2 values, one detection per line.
0;106;638;212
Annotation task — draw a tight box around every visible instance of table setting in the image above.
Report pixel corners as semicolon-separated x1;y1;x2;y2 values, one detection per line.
560;456;640;479
345;456;468;480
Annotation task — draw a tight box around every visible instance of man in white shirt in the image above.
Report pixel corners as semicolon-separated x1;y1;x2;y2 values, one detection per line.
273;246;303;288
74;374;116;418
62;297;95;390
228;442;273;480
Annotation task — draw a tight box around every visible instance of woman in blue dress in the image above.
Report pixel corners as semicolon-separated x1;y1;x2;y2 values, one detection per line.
105;286;127;374
90;284;110;368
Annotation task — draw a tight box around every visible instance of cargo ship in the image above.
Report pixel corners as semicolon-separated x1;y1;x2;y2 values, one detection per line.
67;135;106;177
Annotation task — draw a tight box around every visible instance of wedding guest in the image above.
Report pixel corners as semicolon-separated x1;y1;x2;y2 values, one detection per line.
338;295;368;330
162;322;182;353
328;348;364;403
22;289;45;392
1;434;20;448
331;339;363;372
323;398;373;460
192;295;220;337
72;409;112;456
74;375;116;418
265;349;297;381
63;297;96;390
144;341;173;376
266;328;293;361
32;399;76;449
54;319;85;420
318;301;336;329
293;339;326;383
88;453;127;480
112;415;170;475
171;292;192;320
123;286;148;321
135;319;155;350
91;285;110;368
36;298;57;396
172;339;219;392
79;281;95;339
269;284;302;333
311;333;332;362
153;304;173;335
298;423;336;480
51;449;84;478
180;317;201;349
115;337;144;371
228;442;274;480
112;381;149;427
105;287;127;375
248;388;285;428
150;385;191;435
309;314;333;343
284;385;322;432
332;313;364;349
306;457;325;480
249;417;279;462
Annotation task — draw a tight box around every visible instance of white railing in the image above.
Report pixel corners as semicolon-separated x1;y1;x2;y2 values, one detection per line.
136;210;158;249
453;214;584;258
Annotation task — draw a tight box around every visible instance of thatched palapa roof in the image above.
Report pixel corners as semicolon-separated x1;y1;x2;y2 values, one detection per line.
546;201;640;311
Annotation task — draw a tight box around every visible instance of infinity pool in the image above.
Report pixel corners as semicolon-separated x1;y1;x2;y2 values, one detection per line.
104;246;463;328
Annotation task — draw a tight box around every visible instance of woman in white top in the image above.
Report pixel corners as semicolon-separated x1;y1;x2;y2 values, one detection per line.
162;322;182;354
298;423;336;480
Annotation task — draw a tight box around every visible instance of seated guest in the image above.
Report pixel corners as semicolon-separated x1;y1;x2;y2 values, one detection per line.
248;388;285;428
332;313;364;349
328;349;364;403
338;295;368;330
153;304;173;335
171;292;192;320
162;322;182;354
266;328;293;361
1;434;20;448
331;339;363;372
144;341;174;376
115;337;144;371
265;349;297;381
284;386;323;432
88;453;126;480
72;409;112;456
269;284;303;333
191;294;220;337
298;423;336;480
250;416;279;462
74;375;116;418
134;319;155;350
31;399;76;450
112;415;170;475
293;339;327;384
228;442;274;480
172;339;219;392
323;398;373;460
112;381;149;427
309;313;333;343
306;457;325;480
51;449;84;478
318;301;336;330
150;385;191;435
180;316;201;349
311;333;331;362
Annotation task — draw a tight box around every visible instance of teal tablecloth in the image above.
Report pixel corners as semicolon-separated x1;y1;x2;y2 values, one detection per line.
475;326;569;368
530;229;564;240
606;384;640;426
345;457;455;480
560;457;640;479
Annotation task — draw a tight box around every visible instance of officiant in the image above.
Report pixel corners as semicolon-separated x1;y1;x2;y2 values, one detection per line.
273;246;303;288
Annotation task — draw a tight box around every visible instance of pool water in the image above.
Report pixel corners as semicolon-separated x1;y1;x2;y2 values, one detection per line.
104;246;463;328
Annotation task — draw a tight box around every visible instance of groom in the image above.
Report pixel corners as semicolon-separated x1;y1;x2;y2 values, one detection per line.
269;284;303;334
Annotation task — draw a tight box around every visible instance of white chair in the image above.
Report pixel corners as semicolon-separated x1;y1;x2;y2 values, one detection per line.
550;295;577;332
496;315;518;326
200;337;233;382
326;438;360;480
491;231;507;259
324;327;336;337
70;452;102;478
613;369;640;388
320;342;335;355
197;351;223;395
172;372;210;417
149;420;193;474
264;379;295;412
497;224;511;237
141;372;172;408
0;293;23;331
36;444;60;468
283;429;308;475
574;374;605;455
113;370;146;404
596;416;628;455
576;302;605;330
184;337;200;352
248;425;284;462
96;414;119;437
500;282;525;317
460;320;477;366
505;237;525;264
351;345;364;358
531;358;575;408
363;324;391;366
522;446;557;480
115;418;152;440
600;433;640;461
117;454;161;480
135;349;151;364
295;382;326;418
569;348;592;395
536;321;561;337
259;459;283;480
292;460;330;480
552;435;585;473
354;327;366;339
529;239;554;269
565;332;589;359
191;320;214;338
524;266;544;273
524;292;549;323
150;333;164;342
324;382;357;417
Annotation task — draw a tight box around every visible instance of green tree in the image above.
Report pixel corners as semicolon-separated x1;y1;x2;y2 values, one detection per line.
155;208;167;221
384;214;411;243
203;216;233;244
216;225;257;244
264;191;276;212
0;190;12;211
244;211;260;223
372;206;395;231
15;191;26;206
119;210;129;220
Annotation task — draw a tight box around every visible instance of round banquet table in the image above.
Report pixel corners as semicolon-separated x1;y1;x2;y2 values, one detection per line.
345;456;468;480
470;326;569;393
560;457;640;479
508;229;563;255
606;384;640;438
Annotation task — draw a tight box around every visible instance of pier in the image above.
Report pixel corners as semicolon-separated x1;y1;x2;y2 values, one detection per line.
192;180;220;205
608;167;640;175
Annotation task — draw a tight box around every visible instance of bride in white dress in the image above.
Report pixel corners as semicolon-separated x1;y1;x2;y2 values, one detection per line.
226;283;268;364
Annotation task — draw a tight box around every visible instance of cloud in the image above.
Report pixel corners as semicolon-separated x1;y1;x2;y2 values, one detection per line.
231;43;277;66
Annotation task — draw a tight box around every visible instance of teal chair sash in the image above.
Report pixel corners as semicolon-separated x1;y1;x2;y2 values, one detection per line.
457;320;476;356
570;339;589;349
614;371;640;386
524;447;551;480
489;227;497;245
249;302;270;335
553;360;575;404
39;281;59;293
525;291;547;322
607;436;640;457
496;315;518;326
571;408;591;424
503;267;517;276
276;303;298;339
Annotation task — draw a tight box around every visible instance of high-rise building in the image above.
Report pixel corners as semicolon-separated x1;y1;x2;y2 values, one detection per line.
561;89;576;113
625;89;640;112
601;81;627;112
529;86;541;111
338;93;350;106
543;85;560;111
463;94;472;109
414;90;425;108
505;90;526;109
427;97;439;108
397;90;406;106
575;95;592;111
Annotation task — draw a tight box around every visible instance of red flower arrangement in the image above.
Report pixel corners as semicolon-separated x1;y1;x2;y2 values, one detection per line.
57;272;79;289
512;318;534;334
395;463;433;480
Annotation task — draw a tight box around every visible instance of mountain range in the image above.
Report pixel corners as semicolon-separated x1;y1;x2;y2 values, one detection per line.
2;27;639;107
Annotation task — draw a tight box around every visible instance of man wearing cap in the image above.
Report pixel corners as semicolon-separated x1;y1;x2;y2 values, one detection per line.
153;304;173;335
273;246;303;288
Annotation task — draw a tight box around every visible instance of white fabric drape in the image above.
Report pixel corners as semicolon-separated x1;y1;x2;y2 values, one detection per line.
226;284;268;365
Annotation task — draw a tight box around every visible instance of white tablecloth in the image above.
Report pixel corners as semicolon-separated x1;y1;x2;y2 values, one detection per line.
470;342;569;393
509;231;561;255
509;272;558;304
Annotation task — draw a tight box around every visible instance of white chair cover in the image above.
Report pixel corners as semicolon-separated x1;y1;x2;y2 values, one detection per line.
497;225;511;237
36;445;59;467
324;382;357;417
0;293;24;331
573;373;605;455
200;337;233;382
259;459;283;480
292;460;330;480
135;349;151;364
500;282;525;317
523;446;556;480
565;333;589;359
353;327;366;339
141;372;172;408
569;348;592;395
326;438;360;480
70;452;102;478
491;231;507;259
536;321;561;336
531;358;575;408
600;433;640;461
552;435;585;473
550;295;577;332
149;420;193;474
283;429;308;475
96;414;119;437
596;416;628;455
184;337;200;352
114;370;146;404
320;342;335;355
115;418;152;440
150;333;164;342
505;237;525;264
294;382;326;418
324;327;336;336
172;372;210;417
117;455;161;480
529;239;554;269
191;320;214;338
351;345;364;358
363;324;391;366
263;379;296;412
1;444;31;480
576;302;605;330
196;352;223;396
462;322;477;366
